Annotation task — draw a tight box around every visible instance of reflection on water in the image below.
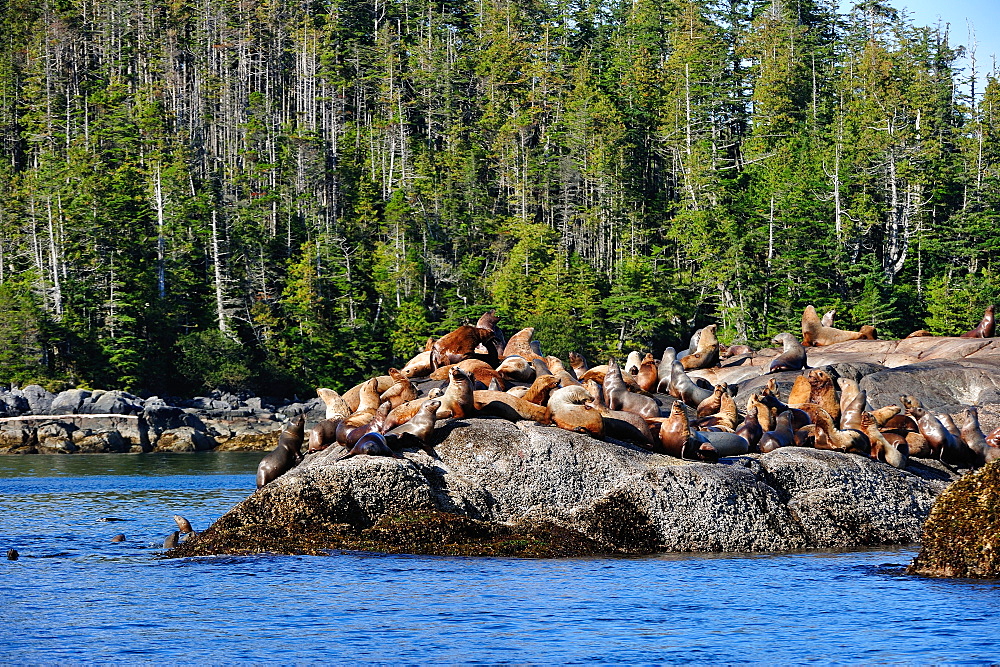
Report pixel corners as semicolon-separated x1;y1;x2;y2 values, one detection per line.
1;453;999;663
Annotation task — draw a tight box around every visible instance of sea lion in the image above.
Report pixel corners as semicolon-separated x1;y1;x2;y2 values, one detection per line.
960;304;995;338
473;390;552;424
694;430;748;457
839;388;867;432
862;412;908;468
502;328;541;360
340;432;402;460
960;406;995;465
821;309;836;327
343;401;391;447
547;385;604;437
386;366;475;428
768;333;807;373
431;359;506;390
380;368;419;408
163;531;180;548
837;378;862;421
790;369;839;424
386;399;441;450
734;404;763;451
256;415;305;488
801;305;877;346
680;324;720;371
655;347;676;393
811;408;869;455
902;395;962;462
905;330;934;338
342;375;394;412
400;350;433;378
308;418;340;452
545;355;580;386
506;386;529;398
651;401;715;460
758;410;795;453
585;380;656;448
7;548;19;560
569;352;589;375
432;324;497;369
173;515;195;534
531;358;552;378
635;353;659;392
111;534;126;542
668;361;712;408
695;391;738;431
624;350;643;376
676;327;704;362
476;310;506;355
496;355;536;383
604;357;660;420
696;383;727;418
522;374;561;405
317;387;351;420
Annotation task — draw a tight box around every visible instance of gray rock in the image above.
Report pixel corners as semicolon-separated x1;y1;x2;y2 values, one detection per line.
36;421;78;453
83;390;144;415
71;428;128;453
50;389;92;415
200;418;957;555
16;385;55;414
859;359;1000;412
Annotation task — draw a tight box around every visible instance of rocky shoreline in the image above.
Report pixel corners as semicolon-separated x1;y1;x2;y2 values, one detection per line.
0;387;327;454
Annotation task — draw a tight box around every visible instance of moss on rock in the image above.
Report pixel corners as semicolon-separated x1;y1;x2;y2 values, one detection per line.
909;460;1000;578
164;509;614;559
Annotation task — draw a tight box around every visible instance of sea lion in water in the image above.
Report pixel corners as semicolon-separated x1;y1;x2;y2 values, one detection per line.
801;305;877;346
256;415;305;488
959;304;995;338
680;324;720;371
163;531;180;548
173;515;195;534
768;333;807;373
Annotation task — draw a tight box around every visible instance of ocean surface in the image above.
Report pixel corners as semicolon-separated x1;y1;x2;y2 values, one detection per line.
1;453;998;664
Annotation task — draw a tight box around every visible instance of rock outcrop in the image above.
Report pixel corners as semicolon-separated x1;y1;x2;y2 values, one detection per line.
908;460;1000;578
169;417;958;558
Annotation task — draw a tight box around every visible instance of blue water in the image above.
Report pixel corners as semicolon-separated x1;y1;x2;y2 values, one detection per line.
1;454;998;663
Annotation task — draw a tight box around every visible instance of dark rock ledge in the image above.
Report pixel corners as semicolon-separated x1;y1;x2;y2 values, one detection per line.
168;417;958;559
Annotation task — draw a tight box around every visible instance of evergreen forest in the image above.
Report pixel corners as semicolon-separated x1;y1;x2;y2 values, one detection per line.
2;0;999;396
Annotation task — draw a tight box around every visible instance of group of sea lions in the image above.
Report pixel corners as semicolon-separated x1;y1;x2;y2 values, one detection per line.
255;306;1000;487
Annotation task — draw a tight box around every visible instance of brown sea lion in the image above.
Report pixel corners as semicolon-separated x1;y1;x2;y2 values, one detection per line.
342;375;394;412
768;333;807;373
400;350;434;378
569;351;589;375
821;309;836;327
862;412;908;468
680;324;720;371
547;385;603;437
380;368;419;408
430;358;506;390
636;353;659;392
342;378;383;428
385;367;475;428
545;355;581;386
837;378;861;419
959;406;994;466
256;415;305;488
317;387;351;420
502;328;541;360
695;391;738;431
386;399;441;451
959;304;995;338
604;357;660;420
522;374;561;405
496;355;536;383
343;401;392;447
696;383;727;418
651;402;716;460
432;324;497;369
473;390;552;424
308;418;340;453
583;379;654;446
801;305;877;346
694;430;748;457
902;395;961;462
173;515;195;534
790;369;839;423
811;408;869;455
905;330;934;338
624;351;644;376
734;405;763;451
758;410;795;453
476;310;506;356
839;388;867;432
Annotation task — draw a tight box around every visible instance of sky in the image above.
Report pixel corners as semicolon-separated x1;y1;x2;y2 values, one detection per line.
843;0;999;79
